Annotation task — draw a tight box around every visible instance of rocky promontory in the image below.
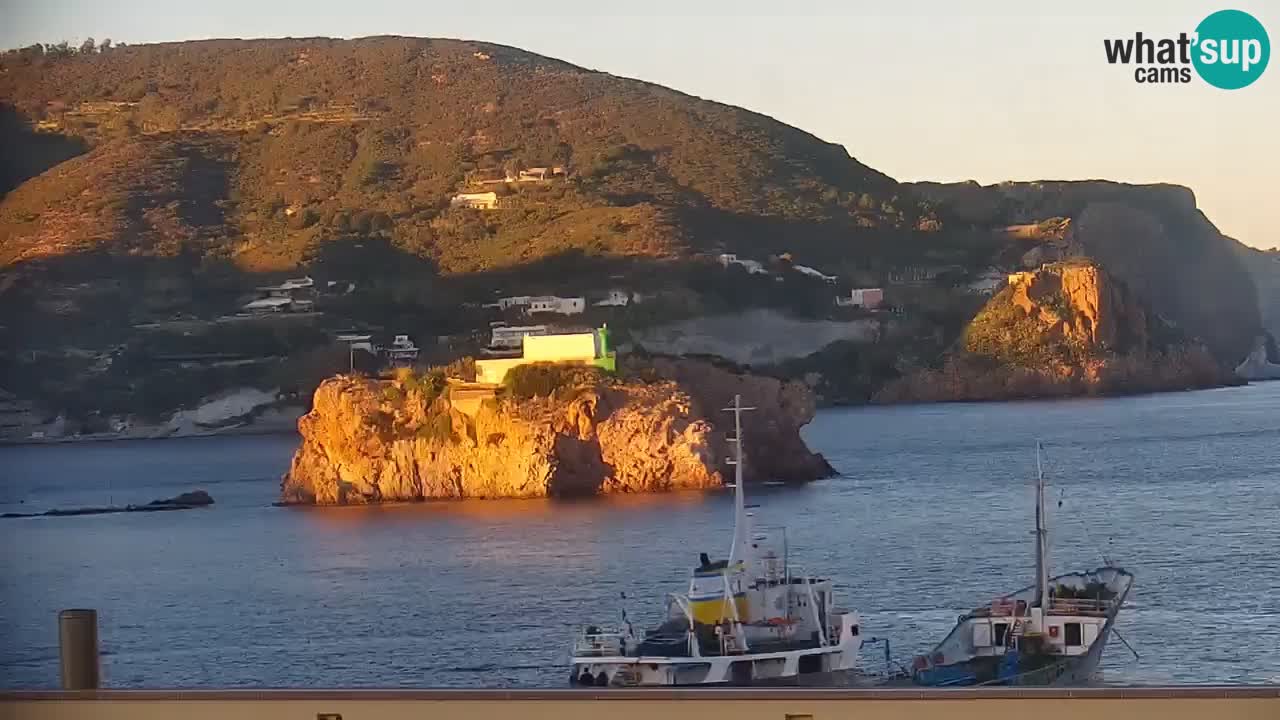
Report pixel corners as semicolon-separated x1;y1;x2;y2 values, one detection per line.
875;260;1232;403
281;358;833;504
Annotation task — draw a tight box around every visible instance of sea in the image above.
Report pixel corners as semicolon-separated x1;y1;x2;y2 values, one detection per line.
2;383;1278;688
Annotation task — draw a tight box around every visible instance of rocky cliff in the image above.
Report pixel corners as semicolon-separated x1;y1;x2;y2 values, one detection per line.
281;359;833;504
875;261;1230;403
909;180;1262;362
1234;335;1280;381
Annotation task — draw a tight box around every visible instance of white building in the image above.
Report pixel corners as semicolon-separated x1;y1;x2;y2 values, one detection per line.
836;288;885;309
593;289;635;307
450;192;500;210
718;253;769;275
384;335;420;365
335;333;374;353
276;276;314;291
489;324;548;349
245;275;316;313
242;296;295;313
488;295;533;310
527;296;585;315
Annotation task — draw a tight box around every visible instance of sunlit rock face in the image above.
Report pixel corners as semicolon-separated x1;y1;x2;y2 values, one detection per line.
874;261;1232;404
281;358;833;504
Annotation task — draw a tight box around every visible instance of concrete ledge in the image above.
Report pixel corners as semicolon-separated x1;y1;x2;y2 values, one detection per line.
4;686;1280;700
2;686;1278;720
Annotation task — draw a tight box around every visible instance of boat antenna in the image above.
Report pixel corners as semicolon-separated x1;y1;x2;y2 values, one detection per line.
1035;441;1050;608
723;394;756;565
619;591;634;637
1057;473;1116;568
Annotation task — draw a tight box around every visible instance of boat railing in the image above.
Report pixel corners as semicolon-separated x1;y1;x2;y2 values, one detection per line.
1047;597;1113;615
970;595;1115;619
573;628;628;657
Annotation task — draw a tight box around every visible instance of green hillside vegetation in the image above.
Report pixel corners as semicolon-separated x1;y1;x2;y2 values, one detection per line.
1;36;916;277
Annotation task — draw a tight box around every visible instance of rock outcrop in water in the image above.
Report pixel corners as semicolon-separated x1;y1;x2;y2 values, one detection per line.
1234;335;1280;381
281;358;833;504
2;489;215;519
875;260;1232;403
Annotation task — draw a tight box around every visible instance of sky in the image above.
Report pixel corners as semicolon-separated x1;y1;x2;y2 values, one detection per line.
3;0;1277;249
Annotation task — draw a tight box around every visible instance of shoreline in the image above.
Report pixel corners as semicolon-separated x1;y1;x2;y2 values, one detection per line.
818;375;1254;409
5;380;1269;447
0;422;300;448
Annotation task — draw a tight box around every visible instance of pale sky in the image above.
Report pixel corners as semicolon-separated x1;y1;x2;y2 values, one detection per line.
2;0;1277;248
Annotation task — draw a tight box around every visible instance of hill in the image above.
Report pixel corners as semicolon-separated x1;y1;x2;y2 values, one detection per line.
0;36;1266;427
0;37;906;273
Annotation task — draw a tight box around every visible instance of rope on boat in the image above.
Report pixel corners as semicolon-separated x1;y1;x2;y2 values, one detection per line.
1112;626;1141;660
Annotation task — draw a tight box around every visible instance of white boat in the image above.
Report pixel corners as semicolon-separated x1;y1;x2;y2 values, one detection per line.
910;444;1135;686
569;395;864;687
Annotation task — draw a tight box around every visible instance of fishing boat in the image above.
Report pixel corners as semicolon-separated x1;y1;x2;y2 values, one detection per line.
910;444;1135;686
569;395;864;687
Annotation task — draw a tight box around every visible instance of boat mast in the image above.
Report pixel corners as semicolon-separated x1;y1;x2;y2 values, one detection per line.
725;394;754;565
1035;442;1050;608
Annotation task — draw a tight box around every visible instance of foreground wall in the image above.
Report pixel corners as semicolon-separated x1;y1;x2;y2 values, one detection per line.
3;688;1278;720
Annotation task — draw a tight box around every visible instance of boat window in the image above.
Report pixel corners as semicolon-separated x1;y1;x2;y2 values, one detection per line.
798;654;824;674
1064;622;1083;647
993;622;1009;647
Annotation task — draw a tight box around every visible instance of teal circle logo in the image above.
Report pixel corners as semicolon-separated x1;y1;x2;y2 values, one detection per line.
1192;9;1270;89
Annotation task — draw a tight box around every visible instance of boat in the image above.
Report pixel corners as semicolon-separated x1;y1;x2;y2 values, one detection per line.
909;443;1135;686
569;394;864;687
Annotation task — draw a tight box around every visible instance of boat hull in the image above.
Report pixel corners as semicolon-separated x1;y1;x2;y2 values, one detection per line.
571;636;862;688
911;635;1107;687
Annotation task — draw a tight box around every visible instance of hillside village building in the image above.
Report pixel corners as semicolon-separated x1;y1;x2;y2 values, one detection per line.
488;295;584;315
242;276;315;313
528;296;586;315
717;253;769;275
836;288;884;309
492;295;533;310
384;335;420;366
450;192;500;210
474;326;617;385
593;289;637;307
489;324;549;349
517;167;565;181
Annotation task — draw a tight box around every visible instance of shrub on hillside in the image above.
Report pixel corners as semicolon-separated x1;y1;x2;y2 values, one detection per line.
502;362;608;401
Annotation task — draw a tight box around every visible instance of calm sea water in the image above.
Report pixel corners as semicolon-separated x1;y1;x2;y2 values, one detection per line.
2;384;1279;688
